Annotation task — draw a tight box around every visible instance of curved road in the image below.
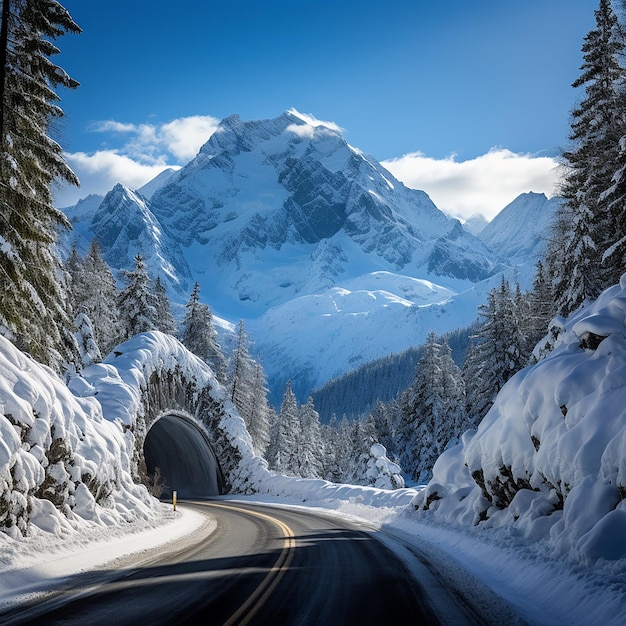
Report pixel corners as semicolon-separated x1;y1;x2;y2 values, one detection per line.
0;499;520;625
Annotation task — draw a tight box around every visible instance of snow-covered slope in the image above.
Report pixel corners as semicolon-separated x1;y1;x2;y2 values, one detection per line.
145;110;495;317
60;111;548;400
478;192;562;265
414;273;626;564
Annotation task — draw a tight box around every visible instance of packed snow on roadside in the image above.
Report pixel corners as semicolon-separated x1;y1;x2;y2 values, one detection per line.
413;273;626;566
2;274;626;622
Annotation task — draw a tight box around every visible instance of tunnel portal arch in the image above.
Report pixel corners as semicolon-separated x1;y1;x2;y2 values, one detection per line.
143;412;224;498
101;333;255;497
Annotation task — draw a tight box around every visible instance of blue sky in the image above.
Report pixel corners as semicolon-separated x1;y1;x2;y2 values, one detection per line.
54;0;599;219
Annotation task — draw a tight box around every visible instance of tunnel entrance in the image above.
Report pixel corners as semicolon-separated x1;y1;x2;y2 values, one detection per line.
143;414;224;498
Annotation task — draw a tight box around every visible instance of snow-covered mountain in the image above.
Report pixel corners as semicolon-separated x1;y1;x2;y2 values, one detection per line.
478;192;562;265
60;111;555;401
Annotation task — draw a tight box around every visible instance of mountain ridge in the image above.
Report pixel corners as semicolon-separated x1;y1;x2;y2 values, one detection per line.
60;110;558;400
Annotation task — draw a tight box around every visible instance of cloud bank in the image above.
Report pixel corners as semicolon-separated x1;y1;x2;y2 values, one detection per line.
382;149;562;222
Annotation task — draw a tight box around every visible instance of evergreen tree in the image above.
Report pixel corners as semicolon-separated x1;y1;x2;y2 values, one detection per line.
117;253;157;340
554;0;626;314
0;0;81;369
397;331;443;482
463;278;526;424
436;338;467;449
527;259;557;361
74;312;101;367
247;363;273;458
75;239;120;355
297;397;323;478
369;399;395;458
228;320;256;426
266;380;301;476
154;276;176;335
180;282;226;382
600;134;626;287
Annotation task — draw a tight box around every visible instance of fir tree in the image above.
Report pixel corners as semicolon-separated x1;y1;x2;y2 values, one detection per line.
0;0;81;369
397;331;442;482
266;380;301;476
154;276;176;335
463;278;526;424
228;320;256;428
117;253;157;340
527;259;556;361
74;312;101;367
297;397;323;478
67;238;121;356
180;283;226;382
554;0;626;314
247;363;273;458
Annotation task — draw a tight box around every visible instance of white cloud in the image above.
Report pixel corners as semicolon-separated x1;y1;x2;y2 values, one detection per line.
54;151;179;207
157;116;221;160
90;115;220;163
53;115;220;207
286;123;315;138
382;148;563;221
287;108;344;133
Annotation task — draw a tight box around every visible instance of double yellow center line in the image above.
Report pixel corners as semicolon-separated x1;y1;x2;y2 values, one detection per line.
210;503;296;626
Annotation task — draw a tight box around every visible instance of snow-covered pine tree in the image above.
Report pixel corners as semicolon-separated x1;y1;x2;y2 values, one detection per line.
266;380;301;476
74;312;101;367
463;278;526;425
117;253;158;340
247;363;273;458
319;414;347;482
553;0;626;315
397;331;442;483
0;0;81;369
154;276;176;335
600;135;626;287
180;282;227;382
526;259;555;360
369;399;395;459
343;419;375;485
436;337;467;450
228;320;257;429
365;442;405;490
297;397;323;478
73;239;121;354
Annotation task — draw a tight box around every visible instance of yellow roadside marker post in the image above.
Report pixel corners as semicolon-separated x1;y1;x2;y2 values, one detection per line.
173;490;177;512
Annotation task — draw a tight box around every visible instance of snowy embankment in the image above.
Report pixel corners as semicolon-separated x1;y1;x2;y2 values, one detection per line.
414;273;626;567
0;335;159;538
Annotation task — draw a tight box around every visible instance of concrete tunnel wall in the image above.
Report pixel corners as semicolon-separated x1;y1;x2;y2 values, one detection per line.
143;413;224;498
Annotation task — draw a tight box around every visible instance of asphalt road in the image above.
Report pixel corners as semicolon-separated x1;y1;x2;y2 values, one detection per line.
0;499;521;625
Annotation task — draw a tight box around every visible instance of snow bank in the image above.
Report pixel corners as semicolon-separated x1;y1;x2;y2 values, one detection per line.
414;274;626;564
0;335;158;539
0;331;261;540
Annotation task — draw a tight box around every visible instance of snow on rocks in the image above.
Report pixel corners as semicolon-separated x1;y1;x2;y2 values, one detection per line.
413;275;626;564
0;331;261;540
0;334;156;539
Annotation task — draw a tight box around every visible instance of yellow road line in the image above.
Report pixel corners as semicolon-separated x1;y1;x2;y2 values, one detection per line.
207;502;296;626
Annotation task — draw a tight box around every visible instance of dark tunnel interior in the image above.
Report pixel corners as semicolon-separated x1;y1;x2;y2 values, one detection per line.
143;414;224;498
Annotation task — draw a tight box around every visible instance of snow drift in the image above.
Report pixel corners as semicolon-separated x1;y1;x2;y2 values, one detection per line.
0;331;263;537
414;273;626;564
